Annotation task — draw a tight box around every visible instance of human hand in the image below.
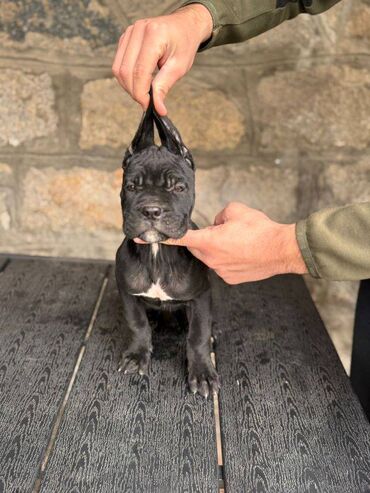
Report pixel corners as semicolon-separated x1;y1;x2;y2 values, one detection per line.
135;202;308;284
112;4;213;115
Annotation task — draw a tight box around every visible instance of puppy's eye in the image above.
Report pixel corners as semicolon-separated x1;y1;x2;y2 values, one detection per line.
126;183;135;192
174;183;186;192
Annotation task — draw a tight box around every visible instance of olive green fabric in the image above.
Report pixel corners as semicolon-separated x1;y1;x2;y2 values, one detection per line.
178;0;369;281
296;204;370;281
180;0;341;50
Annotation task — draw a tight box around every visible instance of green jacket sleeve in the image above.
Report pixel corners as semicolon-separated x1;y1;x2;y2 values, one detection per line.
180;0;341;50
296;203;370;281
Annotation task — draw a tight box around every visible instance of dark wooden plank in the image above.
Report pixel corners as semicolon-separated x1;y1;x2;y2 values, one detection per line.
40;272;218;493
0;258;107;493
214;275;370;493
0;256;10;272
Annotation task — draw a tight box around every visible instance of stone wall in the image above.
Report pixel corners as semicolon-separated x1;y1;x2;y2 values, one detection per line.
0;0;369;373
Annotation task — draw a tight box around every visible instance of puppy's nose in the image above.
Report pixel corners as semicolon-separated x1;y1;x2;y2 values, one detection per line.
141;205;162;220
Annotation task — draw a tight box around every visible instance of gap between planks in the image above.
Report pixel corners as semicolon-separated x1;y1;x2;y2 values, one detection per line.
211;346;226;493
0;257;11;273
32;268;110;493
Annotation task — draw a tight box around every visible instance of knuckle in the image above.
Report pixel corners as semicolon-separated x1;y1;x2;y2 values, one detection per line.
173;65;186;78
133;63;148;79
164;58;187;78
146;20;160;33
152;81;168;96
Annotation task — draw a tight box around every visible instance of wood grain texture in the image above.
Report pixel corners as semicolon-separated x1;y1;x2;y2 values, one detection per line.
0;258;107;493
0;256;9;272
214;275;370;493
40;272;218;493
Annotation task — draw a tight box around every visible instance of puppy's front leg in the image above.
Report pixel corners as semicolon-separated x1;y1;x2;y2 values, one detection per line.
186;289;220;398
117;289;152;375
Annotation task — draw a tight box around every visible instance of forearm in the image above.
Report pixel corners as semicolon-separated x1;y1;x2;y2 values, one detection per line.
296;203;370;281
178;0;341;49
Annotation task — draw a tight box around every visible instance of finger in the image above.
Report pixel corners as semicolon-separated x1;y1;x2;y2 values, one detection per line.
132;35;165;110
133;233;202;248
152;58;187;115
120;21;148;96
112;27;133;89
160;229;204;248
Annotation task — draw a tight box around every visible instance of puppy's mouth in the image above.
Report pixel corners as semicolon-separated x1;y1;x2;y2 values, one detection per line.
124;212;190;243
138;229;168;243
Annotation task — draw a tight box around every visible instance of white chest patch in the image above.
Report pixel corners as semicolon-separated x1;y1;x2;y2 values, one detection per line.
151;242;159;258
133;280;173;301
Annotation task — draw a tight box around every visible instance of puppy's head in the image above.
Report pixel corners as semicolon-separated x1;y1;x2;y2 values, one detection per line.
121;95;195;243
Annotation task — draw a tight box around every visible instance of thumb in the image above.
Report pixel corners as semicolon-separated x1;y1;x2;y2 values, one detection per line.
152;59;186;115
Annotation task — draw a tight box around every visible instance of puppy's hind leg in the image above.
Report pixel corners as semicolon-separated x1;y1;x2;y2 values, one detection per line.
186;289;220;398
117;290;152;376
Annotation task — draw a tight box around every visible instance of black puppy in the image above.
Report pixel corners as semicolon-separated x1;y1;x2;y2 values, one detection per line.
115;94;220;398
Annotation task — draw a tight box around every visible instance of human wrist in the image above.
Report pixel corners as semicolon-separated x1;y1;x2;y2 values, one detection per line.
278;223;308;275
175;4;213;43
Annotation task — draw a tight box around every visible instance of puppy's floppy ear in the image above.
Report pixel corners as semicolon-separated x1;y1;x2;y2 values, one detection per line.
123;88;195;169
154;113;195;169
122;95;155;169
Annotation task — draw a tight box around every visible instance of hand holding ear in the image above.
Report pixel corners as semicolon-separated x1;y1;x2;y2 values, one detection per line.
135;202;308;284
112;5;213;115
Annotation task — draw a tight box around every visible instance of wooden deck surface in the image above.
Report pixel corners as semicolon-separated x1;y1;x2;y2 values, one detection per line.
0;254;370;493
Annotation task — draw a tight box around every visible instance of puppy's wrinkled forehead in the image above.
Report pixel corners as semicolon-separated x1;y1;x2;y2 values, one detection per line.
125;146;194;185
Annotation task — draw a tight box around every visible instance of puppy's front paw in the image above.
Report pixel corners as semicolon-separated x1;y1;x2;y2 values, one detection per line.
187;357;220;398
118;347;151;376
